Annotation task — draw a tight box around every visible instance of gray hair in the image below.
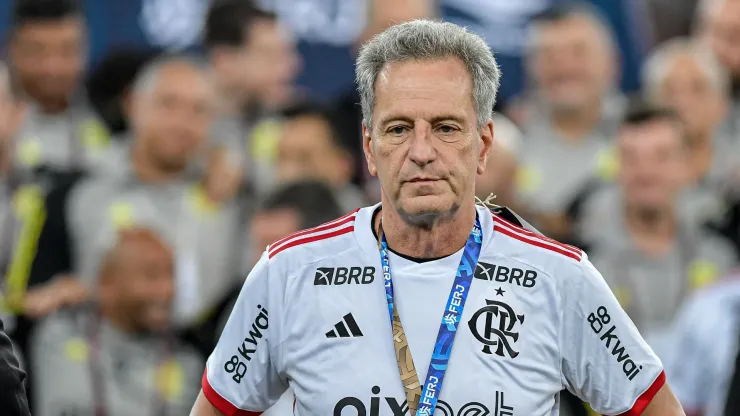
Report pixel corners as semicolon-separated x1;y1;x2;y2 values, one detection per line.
356;19;501;128
643;37;729;99
133;54;208;95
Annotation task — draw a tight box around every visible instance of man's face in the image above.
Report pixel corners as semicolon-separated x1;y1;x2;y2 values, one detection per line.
276;115;351;187
653;55;727;138
618;121;687;210
9;17;86;105
230;19;300;109
363;58;493;220
249;208;300;265
132;63;214;173
529;16;613;112
705;0;740;76
112;238;175;333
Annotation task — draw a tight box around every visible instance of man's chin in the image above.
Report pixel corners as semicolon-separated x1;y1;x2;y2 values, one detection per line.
398;195;457;221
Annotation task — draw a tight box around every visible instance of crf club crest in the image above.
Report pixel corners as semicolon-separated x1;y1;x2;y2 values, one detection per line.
468;299;524;358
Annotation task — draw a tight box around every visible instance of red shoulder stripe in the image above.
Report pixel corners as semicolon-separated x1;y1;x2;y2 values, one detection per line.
269;209;359;251
492;214;582;258
494;225;582;262
618;371;666;416
268;226;354;259
202;370;262;416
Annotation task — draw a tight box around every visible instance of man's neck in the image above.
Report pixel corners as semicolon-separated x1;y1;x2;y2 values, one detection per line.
623;203;676;255
551;103;602;142
130;141;180;183
376;201;476;259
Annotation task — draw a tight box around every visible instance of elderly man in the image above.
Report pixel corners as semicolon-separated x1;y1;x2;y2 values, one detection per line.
191;20;683;416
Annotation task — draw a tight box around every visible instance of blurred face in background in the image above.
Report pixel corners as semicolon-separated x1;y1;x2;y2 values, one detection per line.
9;16;86;109
249;208;300;265
618;120;687;213
359;0;435;45
131;61;214;174
704;0;740;77
276;114;353;188
100;230;174;333
220;18;300;109
529;15;614;113
652;54;727;140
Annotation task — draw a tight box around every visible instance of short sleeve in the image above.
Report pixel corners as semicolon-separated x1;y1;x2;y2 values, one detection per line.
560;253;665;416
202;252;287;415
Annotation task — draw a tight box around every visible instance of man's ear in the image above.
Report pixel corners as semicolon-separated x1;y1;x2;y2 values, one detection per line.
362;121;377;177
477;119;495;175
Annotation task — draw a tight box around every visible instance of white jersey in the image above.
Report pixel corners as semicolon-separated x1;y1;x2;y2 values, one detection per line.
203;204;665;416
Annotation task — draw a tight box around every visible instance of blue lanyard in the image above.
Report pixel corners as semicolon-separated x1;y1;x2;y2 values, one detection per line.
378;213;483;415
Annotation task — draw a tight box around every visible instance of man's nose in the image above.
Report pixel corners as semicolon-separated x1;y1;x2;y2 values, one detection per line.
407;122;436;166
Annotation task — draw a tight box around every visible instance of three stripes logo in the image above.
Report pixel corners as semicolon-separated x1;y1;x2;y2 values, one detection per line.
326;313;363;338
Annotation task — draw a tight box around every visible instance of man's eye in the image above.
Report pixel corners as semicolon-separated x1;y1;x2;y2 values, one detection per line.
437;125;457;134
389;126;407;135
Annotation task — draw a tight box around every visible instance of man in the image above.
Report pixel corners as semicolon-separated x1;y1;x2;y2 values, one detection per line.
275;102;367;213
7;0;111;182
643;38;732;189
517;3;624;240
191;20;684;415
246;180;344;272
204;0;301;197
20;56;242;328
664;272;740;415
30;227;203;415
576;102;738;358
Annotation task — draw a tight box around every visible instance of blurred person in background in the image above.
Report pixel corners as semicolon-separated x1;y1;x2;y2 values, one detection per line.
275;102;367;213
475;114;522;209
516;3;624;242
85;48;161;141
332;0;436;197
7;0;111;184
204;0;301;199
664;270;740;416
30;227;202;416
18;56;242;333
577;102;737;358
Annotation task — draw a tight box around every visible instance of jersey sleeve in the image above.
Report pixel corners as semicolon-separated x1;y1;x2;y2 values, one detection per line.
559;253;665;416
202;252;288;415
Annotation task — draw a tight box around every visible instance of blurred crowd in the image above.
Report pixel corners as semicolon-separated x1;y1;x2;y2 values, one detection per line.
0;0;740;415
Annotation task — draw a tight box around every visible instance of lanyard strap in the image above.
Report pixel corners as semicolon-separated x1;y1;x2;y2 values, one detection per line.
378;213;483;415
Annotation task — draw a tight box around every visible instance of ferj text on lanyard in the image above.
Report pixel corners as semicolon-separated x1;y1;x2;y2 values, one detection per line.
377;211;483;416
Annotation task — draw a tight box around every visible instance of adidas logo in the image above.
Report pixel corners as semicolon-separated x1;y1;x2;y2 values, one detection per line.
325;313;363;338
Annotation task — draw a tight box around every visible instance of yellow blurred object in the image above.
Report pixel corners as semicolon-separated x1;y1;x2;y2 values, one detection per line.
189;185;219;218
156;359;184;401
80;119;111;151
689;260;719;289
516;166;542;193
613;286;631;309
250;120;282;163
17;139;42;167
596;147;619;181
108;202;135;229
65;337;89;362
